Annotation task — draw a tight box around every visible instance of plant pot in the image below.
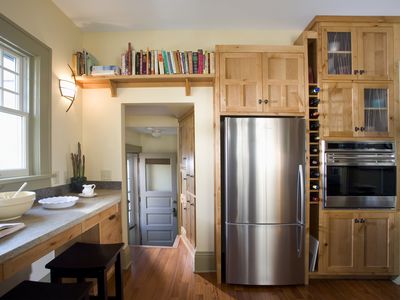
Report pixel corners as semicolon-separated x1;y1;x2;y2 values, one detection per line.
70;177;87;193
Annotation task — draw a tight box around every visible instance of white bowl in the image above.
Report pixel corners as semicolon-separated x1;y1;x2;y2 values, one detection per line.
38;196;79;209
0;191;36;221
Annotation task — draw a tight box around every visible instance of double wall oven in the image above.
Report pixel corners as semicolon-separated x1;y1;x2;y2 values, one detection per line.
323;141;396;209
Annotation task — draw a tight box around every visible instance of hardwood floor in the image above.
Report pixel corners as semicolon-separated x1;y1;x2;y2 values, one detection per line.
124;240;400;300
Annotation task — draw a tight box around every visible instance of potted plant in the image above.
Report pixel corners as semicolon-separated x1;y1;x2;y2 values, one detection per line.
70;142;86;193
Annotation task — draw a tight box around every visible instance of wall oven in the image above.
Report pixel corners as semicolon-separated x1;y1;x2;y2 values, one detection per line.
323;141;396;209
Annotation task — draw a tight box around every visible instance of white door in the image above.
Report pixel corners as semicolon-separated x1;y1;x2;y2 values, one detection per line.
139;153;178;246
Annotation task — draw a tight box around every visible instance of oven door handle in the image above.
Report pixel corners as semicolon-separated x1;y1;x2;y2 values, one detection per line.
297;164;305;225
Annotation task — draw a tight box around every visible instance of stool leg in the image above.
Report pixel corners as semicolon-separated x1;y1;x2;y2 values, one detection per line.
97;272;108;300
115;253;123;300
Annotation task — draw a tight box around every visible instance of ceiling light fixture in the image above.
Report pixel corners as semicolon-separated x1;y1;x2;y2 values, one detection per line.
59;64;77;112
151;129;161;138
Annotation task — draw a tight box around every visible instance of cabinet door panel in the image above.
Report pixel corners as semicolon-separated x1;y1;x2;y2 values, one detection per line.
321;82;356;137
262;53;305;113
320;213;356;273
321;27;356;80
357;27;393;80
357;83;393;137
220;53;262;112
358;213;394;273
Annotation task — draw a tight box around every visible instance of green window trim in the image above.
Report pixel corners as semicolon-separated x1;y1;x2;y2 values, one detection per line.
0;13;52;191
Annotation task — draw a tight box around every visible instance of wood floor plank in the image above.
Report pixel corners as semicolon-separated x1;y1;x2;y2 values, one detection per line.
124;239;400;300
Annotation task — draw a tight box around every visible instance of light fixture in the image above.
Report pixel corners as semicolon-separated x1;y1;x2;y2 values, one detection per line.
59;64;77;112
151;129;161;138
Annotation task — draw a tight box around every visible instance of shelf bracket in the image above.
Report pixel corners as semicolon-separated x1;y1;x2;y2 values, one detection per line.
185;79;191;96
108;80;117;97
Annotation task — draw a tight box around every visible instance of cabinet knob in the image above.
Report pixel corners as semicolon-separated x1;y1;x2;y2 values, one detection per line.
354;126;360;132
360;127;365;132
264;99;269;104
324;243;328;246
360;218;366;223
359;70;365;75
258;99;263;104
354;70;359;75
355;218;360;223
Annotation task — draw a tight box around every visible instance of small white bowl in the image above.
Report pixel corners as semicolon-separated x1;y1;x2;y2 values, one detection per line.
0;191;36;221
38;196;79;209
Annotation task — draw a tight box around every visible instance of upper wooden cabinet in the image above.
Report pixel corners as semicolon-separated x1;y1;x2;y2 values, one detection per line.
321;26;393;80
217;46;305;114
321;82;394;138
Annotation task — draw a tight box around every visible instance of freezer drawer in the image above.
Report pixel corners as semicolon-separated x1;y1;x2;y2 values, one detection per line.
225;223;305;285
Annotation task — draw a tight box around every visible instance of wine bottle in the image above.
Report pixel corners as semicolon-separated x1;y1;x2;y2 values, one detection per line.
310;145;319;154
310;121;320;130
310;134;320;143
309;86;320;95
311;183;320;190
309;110;320;118
310;170;320;178
310;194;319;202
310;158;319;166
309;98;320;107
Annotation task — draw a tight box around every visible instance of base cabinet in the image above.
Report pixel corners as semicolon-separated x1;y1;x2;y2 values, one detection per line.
319;212;395;274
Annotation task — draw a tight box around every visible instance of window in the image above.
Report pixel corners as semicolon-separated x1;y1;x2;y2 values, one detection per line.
0;13;51;188
0;44;29;178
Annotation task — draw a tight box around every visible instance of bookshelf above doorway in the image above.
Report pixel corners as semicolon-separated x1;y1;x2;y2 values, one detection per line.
75;73;214;97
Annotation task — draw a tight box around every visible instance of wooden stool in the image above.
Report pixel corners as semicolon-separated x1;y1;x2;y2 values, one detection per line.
0;280;92;300
45;242;124;300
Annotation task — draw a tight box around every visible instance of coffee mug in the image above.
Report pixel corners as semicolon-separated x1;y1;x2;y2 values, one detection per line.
82;184;96;196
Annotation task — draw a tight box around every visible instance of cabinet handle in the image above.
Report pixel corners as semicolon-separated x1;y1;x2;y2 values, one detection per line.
264;99;269;104
258;99;263;104
360;127;365;132
360;218;366;223
354;218;360;223
359;70;365;75
108;214;116;221
354;126;360;132
354;70;359;75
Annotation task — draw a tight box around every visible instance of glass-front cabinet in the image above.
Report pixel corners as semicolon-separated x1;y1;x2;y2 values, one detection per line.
322;82;393;138
321;27;393;80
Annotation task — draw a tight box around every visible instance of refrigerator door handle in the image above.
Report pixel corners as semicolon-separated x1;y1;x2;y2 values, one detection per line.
296;225;304;258
297;164;305;225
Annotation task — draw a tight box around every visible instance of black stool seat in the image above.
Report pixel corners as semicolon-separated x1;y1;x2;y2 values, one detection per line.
0;280;92;300
45;242;124;300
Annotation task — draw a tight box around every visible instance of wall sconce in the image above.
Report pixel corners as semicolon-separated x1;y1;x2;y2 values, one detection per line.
59;64;77;112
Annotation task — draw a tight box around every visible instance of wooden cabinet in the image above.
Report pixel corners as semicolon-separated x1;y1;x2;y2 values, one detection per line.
319;212;395;274
321;26;393;80
219;48;305;114
100;209;122;243
179;111;196;247
321;82;394;138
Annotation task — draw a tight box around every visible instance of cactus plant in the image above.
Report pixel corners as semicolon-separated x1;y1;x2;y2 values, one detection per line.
70;142;87;192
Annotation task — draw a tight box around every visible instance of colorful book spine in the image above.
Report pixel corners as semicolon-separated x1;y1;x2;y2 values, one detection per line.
192;52;198;74
158;52;164;74
188;51;193;74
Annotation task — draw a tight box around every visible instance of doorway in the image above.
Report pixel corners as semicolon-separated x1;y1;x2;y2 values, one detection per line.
124;103;194;247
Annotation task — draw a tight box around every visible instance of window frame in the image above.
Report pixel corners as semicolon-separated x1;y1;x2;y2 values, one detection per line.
0;13;52;190
0;44;30;178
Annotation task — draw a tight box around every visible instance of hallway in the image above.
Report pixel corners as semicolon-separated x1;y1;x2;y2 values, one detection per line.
124;239;400;300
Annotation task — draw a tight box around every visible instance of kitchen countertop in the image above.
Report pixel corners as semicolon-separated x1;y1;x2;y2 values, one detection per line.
0;189;121;263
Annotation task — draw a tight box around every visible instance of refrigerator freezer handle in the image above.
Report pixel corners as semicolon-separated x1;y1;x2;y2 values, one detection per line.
297;225;304;258
297;164;305;225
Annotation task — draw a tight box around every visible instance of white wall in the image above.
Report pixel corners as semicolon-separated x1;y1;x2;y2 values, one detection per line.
82;87;214;251
1;0;83;186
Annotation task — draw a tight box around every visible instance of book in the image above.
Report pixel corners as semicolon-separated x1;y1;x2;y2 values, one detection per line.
135;52;140;75
91;65;121;76
131;50;136;75
197;49;203;74
209;52;215;74
193;52;198;74
174;51;181;74
188;51;193;74
142;52;147;75
162;50;169;74
154;50;159;75
0;222;25;239
158;52;164;74
127;42;132;75
121;53;126;75
168;51;176;74
184;51;189;74
204;51;209;74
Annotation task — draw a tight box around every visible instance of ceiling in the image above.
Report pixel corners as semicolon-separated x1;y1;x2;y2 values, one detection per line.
52;0;400;32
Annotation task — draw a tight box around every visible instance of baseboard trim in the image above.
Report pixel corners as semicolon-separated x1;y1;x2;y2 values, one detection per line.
194;251;216;273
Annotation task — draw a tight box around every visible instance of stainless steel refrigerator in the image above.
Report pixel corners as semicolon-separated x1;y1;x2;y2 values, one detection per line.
223;117;306;285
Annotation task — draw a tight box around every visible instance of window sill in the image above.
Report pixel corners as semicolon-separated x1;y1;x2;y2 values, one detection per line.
0;174;52;190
